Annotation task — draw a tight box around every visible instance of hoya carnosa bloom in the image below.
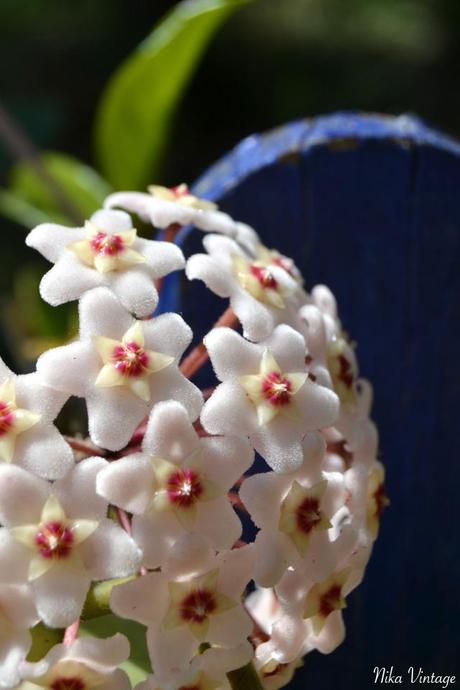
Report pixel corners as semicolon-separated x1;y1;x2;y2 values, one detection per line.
0;357;73;480
111;536;254;683
104;184;238;237
19;634;131;690
302;568;352;635
201;325;339;473
240;433;345;586
0;583;39;689
0;459;141;627
36;287;202;451
135;645;254;690
97;400;253;567
135;642;253;690
26;209;185;317
366;461;390;539
186;234;304;342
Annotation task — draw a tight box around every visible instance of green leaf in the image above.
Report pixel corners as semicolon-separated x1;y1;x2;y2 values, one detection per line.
94;0;250;190
9;151;113;225
227;661;264;690
0;188;56;228
82;576;137;620
27;623;63;662
80;614;152;685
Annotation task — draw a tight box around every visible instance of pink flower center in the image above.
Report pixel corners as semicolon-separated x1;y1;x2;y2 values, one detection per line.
180;589;217;623
374;483;389;519
296;497;321;534
250;265;278;290
111;342;149;378
166;468;203;509
35;521;74;560
336;353;354;389
51;679;86;690
319;584;342;617
0;401;14;437
170;184;190;199
261;372;292;406
90;231;124;256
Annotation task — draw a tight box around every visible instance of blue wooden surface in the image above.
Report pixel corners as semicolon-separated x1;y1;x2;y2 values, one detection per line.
162;113;460;688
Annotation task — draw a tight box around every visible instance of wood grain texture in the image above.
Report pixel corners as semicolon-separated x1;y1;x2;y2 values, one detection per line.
157;113;460;688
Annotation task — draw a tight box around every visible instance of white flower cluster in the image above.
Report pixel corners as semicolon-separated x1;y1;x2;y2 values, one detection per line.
0;184;388;690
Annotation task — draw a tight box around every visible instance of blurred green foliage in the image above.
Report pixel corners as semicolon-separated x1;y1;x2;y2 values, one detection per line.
0;0;249;363
81;614;152;684
8;152;112;226
95;0;249;189
0;0;459;368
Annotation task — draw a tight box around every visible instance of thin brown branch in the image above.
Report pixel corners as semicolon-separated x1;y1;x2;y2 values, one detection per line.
65;436;106;458
180;305;239;378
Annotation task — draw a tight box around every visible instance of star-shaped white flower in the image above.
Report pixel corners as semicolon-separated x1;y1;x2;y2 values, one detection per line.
366;461;389;539
0;357;73;480
135;641;252;690
186;235;304;341
68;220;145;273
302;568;351;634
26;209;185;317
36;287;203;451
93;321;174;402
0;583;38;689
20;634;131;690
201;325;339;473
240;434;346;586
299;287;377;445
97;400;253;567
0;378;40;463
104;184;239;237
111;535;254;683
0;459;142;627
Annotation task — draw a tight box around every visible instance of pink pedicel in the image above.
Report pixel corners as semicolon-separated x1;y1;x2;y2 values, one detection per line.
90;231;125;256
166;468;203;509
35;521;74;560
0;401;14;436
170;184;191;199
180;589;217;623
111;342;149;378
261;372;293;406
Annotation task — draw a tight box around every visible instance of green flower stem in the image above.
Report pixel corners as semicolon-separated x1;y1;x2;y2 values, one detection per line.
81;575;137;619
227;661;265;690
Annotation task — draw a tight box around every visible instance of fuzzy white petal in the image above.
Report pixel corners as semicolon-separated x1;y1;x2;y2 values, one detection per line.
81;518;142;579
40;253;102;306
108;269;159;317
54;457;109;519
0;465;49;527
97;453;154;514
142;400;200;460
32;567;90;628
110;572;168;626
